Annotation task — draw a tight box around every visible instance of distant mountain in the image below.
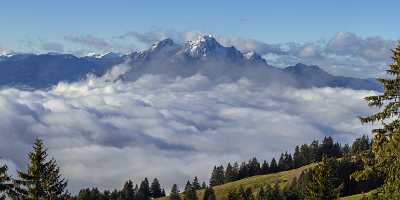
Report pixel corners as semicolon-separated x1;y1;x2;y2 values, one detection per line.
0;35;382;91
0;53;123;89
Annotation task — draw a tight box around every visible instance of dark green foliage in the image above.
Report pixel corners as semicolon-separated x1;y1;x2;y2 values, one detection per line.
304;157;342;200
183;182;197;200
209;166;224;186
351;135;371;155
192;177;201;190
201;182;207;189
224;163;236;183
278;152;294;171
202;187;216;200
0;164;19;199
151;178;164;198
169;184;181;200
137;178;151;200
17;138;68;200
121;180;135;200
260;160;269;174
358;43;400;199
269;158;279;173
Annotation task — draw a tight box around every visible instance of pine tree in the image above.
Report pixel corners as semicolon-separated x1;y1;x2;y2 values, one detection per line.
137;178;151;200
224;163;236;183
201;182;207;189
183;183;197;200
357;42;400;199
17;138;68;200
261;160;269;174
209;166;224;186
293;146;303;168
269;158;278;173
150;178;163;198
304;157;341;200
169;184;181;200
202;187;216;200
121;180;135;200
192;177;201;190
0;164;19;199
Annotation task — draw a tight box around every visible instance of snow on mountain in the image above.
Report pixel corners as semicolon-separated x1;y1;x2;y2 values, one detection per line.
0;36;382;91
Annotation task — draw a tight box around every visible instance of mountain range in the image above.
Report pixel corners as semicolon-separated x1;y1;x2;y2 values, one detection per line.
0;35;382;91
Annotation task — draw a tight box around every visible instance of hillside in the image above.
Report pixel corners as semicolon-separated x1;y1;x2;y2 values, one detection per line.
158;162;377;200
157;163;316;200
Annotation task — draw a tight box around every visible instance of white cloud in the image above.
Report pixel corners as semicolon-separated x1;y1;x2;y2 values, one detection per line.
0;63;377;193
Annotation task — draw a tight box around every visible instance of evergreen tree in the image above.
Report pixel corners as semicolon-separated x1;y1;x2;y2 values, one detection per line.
192;177;201;190
293;146;304;168
121;180;135;200
238;162;248;179
183;183;197;200
17;138;68;200
260;160;269;174
0;164;19;199
169;184;181;200
184;181;192;193
202;187;216;200
269;158;278;173
357;43;400;199
209;166;224;186
224;163;236;183
137;178;150;200
201;182;207;189
150;178;163;198
304;157;341;200
248;158;261;176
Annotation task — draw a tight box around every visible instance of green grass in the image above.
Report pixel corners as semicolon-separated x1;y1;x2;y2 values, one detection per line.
157;163;316;200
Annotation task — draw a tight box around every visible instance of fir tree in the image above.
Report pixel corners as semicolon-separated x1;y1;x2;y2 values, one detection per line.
0;164;19;199
260;160;269;174
304;157;341;200
183;183;197;200
269;158;278;173
202;187;216;200
357;42;400;199
209;166;224;186
17;138;68;200
137;178;150;200
150;178;163;198
121;180;135;200
201;182;207;189
293;146;303;168
224;163;236;183
192;177;201;190
169;184;181;200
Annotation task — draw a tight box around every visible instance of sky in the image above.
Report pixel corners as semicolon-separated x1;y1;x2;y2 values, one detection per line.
0;0;397;193
0;0;399;51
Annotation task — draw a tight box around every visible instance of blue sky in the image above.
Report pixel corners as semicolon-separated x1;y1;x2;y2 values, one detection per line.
0;0;399;51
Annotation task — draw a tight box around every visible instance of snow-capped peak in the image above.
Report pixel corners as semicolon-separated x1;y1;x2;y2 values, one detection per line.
150;38;175;51
244;51;265;64
184;34;223;57
83;52;121;59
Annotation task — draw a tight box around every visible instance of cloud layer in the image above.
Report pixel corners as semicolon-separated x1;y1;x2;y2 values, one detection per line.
0;63;376;192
